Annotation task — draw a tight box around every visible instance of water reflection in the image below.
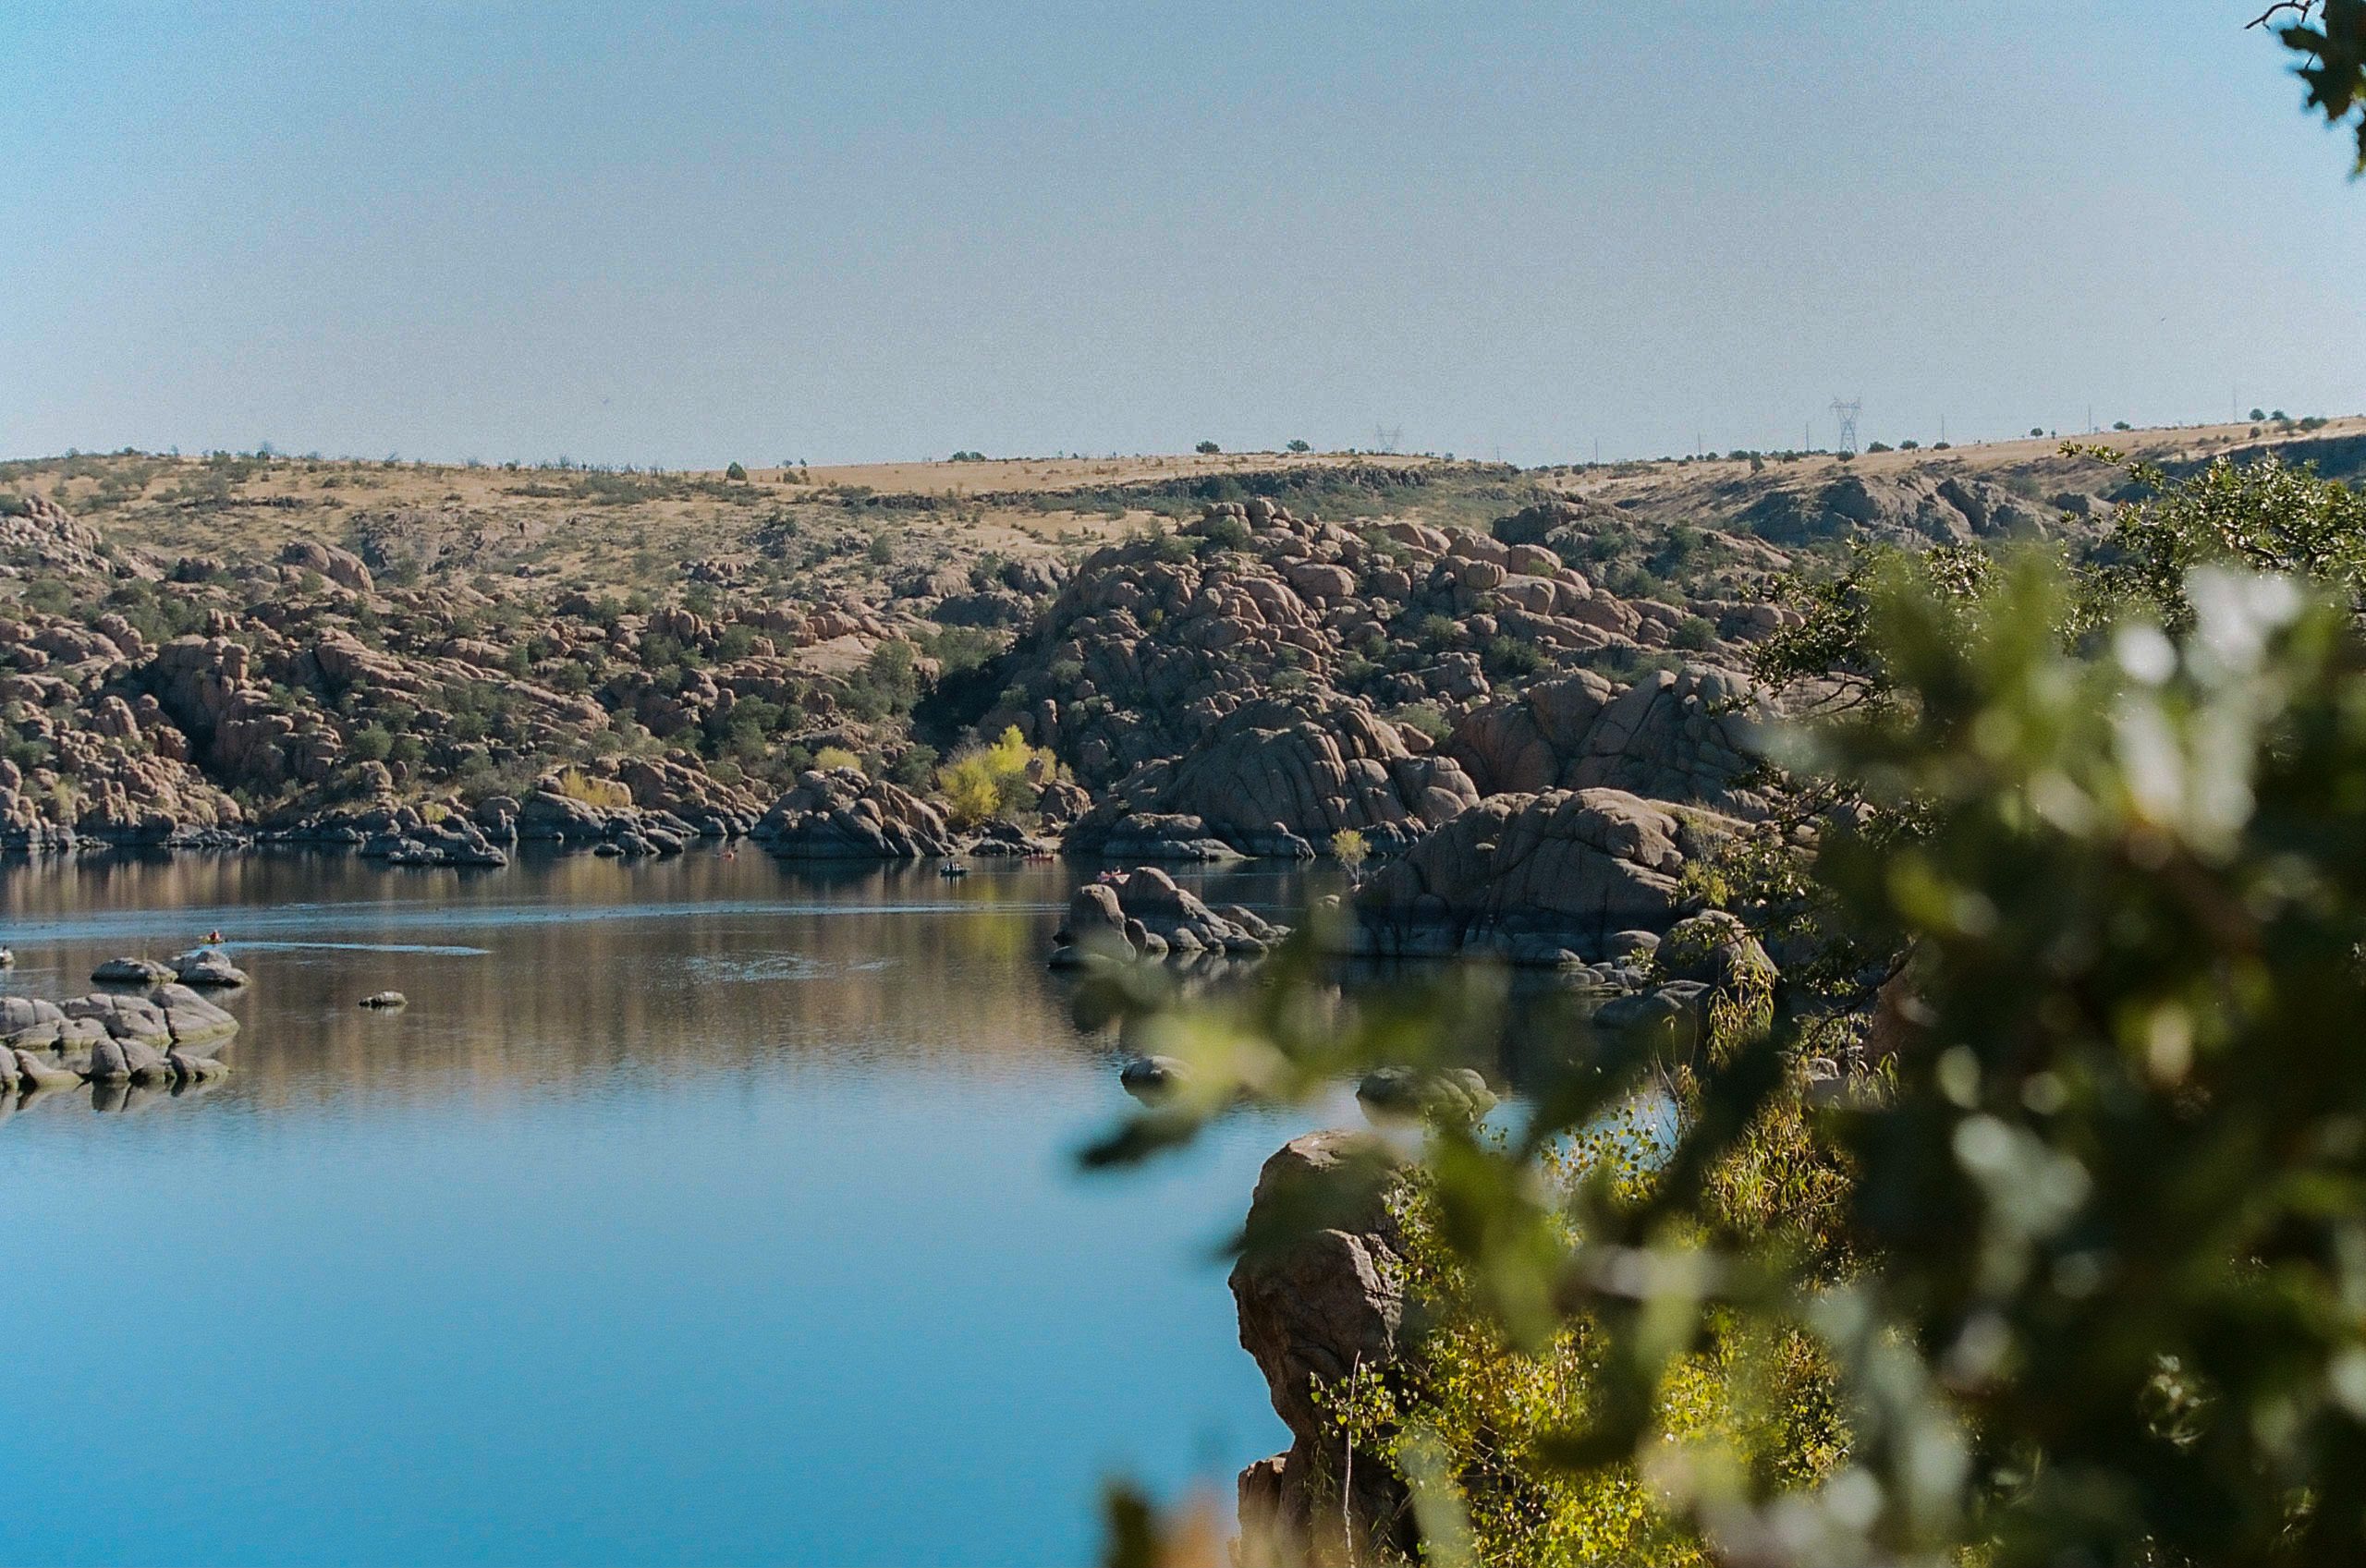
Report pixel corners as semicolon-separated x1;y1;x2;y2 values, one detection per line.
0;850;1319;1115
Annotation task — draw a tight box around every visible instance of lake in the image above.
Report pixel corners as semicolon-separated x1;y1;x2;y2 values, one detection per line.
0;849;1348;1567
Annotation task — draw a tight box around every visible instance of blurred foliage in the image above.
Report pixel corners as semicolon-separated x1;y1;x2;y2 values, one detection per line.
2262;0;2366;171
1090;448;2366;1562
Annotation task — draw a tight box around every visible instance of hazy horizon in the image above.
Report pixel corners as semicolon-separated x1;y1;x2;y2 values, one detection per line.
6;1;2362;469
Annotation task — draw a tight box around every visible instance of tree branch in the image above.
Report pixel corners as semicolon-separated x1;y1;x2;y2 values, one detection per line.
2248;1;2316;29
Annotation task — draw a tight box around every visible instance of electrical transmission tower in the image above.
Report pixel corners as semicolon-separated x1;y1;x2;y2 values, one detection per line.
1373;424;1403;455
1829;397;1862;455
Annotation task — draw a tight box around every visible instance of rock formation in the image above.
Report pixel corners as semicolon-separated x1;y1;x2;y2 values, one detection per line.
1067;699;1480;858
0;978;238;1093
1352;788;1743;958
1445;663;1773;819
753;768;956;858
1049;868;1286;965
1232;1131;1418;1563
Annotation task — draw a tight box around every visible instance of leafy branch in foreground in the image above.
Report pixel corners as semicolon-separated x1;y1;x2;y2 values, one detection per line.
2254;0;2366;172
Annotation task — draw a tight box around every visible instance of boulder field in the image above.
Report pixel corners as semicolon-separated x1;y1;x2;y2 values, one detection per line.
0;481;1791;950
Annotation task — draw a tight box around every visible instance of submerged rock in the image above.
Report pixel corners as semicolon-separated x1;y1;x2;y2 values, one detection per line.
359;991;407;1009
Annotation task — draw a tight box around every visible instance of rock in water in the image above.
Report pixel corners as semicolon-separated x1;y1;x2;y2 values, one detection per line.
1048;868;1288;966
171;948;249;988
116;1035;172;1082
359;991;407;1010
1117;1054;1191;1101
13;1048;79;1089
149;983;240;1047
92;957;173;986
1651;909;1776;994
1353;787;1743;957
86;1037;130;1083
1230;1131;1416;1562
1355;1065;1497;1125
166;1048;229;1082
752;768;956;859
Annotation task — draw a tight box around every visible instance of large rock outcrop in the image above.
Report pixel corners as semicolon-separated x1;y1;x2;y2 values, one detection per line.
1446;663;1773;819
1731;468;2055;547
1353;787;1739;958
752;768;956;858
0;492;115;576
1068;699;1480;857
980;497;1666;792
1232;1131;1417;1563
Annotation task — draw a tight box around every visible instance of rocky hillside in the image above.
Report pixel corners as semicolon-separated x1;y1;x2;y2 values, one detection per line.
0;419;2352;857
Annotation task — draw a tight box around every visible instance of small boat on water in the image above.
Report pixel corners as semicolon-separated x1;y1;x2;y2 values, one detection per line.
937;861;970;879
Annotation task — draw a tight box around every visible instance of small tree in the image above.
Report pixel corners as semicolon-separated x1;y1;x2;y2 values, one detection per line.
1195;441;1220;455
935;725;1053;827
1287;439;1311;454
725;461;748;481
1328;828;1369;885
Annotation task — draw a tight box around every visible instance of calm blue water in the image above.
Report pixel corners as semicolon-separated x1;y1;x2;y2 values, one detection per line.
0;851;1341;1567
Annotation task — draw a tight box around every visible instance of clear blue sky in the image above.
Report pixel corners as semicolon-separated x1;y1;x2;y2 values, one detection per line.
4;2;2360;468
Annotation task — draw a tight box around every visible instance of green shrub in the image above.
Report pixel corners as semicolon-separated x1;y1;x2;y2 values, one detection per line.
1201;515;1250;552
1482;635;1547;676
916;625;1006;679
1386;702;1453;743
1414;614;1461;651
